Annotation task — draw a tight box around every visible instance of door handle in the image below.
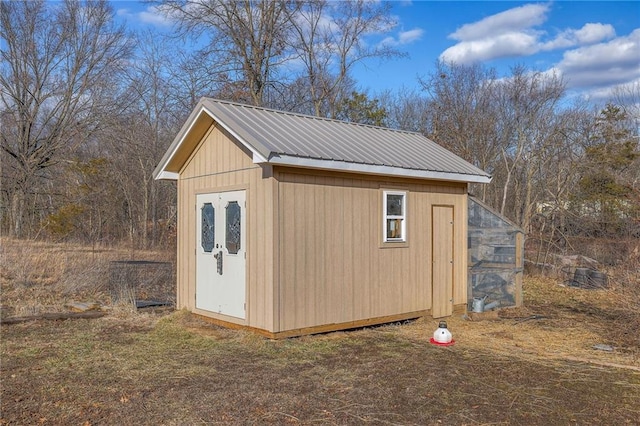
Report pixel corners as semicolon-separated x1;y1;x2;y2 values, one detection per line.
213;250;223;275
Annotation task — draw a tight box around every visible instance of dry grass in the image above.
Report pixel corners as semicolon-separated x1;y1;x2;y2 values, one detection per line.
1;239;639;425
2;307;639;425
0;238;172;318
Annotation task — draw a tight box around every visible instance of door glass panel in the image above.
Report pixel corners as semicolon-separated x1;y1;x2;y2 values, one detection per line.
201;203;215;252
226;201;241;254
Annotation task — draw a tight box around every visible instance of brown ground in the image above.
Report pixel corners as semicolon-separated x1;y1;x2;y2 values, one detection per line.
1;240;639;425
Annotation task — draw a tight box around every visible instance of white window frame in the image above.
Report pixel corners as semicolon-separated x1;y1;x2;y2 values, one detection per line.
383;190;407;243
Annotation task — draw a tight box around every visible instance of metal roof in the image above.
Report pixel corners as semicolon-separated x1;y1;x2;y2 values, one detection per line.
153;98;492;183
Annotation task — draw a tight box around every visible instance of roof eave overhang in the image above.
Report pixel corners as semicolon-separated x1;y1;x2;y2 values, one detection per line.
265;155;492;184
153;100;269;181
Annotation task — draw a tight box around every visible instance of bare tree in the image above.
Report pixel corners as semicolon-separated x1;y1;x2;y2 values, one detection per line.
158;0;294;107
419;61;502;201
287;0;402;117
378;88;430;133
420;62;501;168
495;66;565;229
0;0;131;237
168;50;225;113
419;62;568;228
157;0;402;115
119;33;182;248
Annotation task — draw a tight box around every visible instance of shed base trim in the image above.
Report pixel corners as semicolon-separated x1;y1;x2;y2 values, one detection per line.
191;308;465;339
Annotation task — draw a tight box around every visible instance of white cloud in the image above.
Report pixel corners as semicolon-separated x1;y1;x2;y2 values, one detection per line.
585;77;640;102
440;3;618;65
542;23;615;50
449;3;550;41
138;6;172;27
116;8;133;19
441;32;540;63
574;23;616;44
116;5;172;28
399;28;424;44
380;28;423;47
555;28;640;90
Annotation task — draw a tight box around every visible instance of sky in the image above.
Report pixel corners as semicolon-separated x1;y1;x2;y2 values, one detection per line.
115;1;640;103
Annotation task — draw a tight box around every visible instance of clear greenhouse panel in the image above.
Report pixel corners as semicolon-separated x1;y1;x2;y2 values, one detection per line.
468;197;524;311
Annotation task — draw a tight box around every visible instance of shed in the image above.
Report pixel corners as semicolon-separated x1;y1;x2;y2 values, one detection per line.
153;98;492;338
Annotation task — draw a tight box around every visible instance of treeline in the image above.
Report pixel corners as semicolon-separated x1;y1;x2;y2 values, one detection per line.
1;0;638;260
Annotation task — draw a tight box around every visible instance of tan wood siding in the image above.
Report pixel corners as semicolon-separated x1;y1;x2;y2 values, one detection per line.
174;124;471;335
275;168;468;332
176;124;276;331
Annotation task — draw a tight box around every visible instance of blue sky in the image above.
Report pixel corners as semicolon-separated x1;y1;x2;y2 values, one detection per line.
115;1;640;103
361;1;640;101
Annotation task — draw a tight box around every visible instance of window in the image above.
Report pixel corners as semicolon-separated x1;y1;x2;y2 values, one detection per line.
201;203;215;253
383;191;406;242
225;201;241;254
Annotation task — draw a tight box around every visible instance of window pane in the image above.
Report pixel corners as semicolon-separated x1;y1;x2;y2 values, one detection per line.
386;194;403;216
387;219;403;239
226;201;241;254
201;203;214;253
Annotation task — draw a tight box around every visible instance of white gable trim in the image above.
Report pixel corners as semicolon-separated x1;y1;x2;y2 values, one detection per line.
156;171;180;180
156;107;210;178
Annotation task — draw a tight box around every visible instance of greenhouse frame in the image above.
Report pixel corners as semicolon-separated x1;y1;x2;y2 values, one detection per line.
468;196;525;312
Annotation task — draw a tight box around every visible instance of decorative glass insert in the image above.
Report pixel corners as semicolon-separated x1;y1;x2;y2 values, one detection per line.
201;203;215;253
226;201;241;254
383;191;406;242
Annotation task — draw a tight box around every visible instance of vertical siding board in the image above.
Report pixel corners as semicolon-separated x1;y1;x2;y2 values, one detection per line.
313;177;326;326
270;173;279;332
424;193;433;311
263;172;276;330
343;178;355;322
364;183;376;318
176;182;185;308
309;175;323;326
184;180;192;311
420;191;431;310
282;179;298;329
335;178;347;322
182;179;196;311
406;190;416;312
294;175;311;326
248;170;258;326
371;184;381;317
352;183;369;319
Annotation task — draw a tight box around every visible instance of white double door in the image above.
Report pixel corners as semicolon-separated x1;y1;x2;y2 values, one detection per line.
195;191;246;319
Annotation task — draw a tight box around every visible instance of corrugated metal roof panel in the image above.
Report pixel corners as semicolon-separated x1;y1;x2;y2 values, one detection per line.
154;98;491;182
202;98;490;179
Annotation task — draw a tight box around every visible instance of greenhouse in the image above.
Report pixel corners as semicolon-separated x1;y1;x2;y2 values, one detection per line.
468;197;524;312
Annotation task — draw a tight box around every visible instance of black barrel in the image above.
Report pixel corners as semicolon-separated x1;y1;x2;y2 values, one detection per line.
573;268;590;288
587;270;608;288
